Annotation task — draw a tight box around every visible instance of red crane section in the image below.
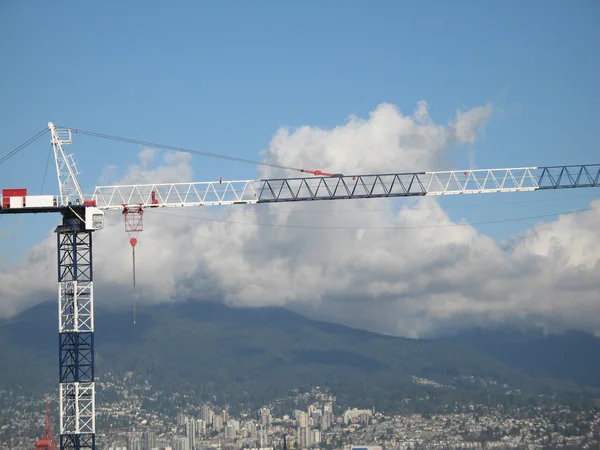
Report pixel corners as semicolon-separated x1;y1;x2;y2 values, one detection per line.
34;402;56;450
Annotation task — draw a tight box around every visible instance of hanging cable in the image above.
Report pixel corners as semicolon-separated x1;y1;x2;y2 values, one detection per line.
131;238;137;325
231;192;600;214
0;127;48;166
123;206;143;324
56;125;338;176
40;145;52;194
145;205;600;230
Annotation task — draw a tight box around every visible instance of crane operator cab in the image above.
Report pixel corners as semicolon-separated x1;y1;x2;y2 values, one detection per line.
85;206;105;231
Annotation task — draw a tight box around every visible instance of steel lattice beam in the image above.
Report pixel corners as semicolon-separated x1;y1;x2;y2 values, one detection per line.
49;122;85;207
56;211;95;450
91;164;600;209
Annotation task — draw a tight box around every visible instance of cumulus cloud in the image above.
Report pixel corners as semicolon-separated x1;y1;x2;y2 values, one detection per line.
259;102;453;178
1;101;599;339
450;103;493;144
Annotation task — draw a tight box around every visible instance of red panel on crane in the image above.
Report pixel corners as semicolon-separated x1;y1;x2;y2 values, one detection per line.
2;188;27;208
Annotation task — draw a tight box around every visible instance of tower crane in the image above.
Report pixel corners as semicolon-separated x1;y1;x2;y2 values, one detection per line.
0;122;599;450
34;402;57;450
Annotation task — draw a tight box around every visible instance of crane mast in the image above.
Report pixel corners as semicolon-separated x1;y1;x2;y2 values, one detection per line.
50;122;102;450
0;191;100;448
55;208;97;450
0;124;598;450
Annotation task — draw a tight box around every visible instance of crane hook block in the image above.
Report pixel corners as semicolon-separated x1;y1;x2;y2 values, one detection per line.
130;237;137;248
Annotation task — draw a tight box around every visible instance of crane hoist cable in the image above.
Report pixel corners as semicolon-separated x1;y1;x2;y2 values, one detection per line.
146;205;600;230
40;145;53;194
57;125;340;177
132;240;137;325
123;205;143;324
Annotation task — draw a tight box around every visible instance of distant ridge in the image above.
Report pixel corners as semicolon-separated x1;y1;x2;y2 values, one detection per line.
451;326;600;388
1;300;599;412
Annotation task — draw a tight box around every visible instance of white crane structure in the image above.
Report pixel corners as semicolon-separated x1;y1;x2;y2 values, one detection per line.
0;122;599;450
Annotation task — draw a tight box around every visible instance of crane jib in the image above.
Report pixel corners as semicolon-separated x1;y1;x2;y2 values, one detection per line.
86;165;599;209
2;164;600;214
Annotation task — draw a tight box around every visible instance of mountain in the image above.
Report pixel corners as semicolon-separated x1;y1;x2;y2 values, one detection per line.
451;327;600;389
0;301;598;413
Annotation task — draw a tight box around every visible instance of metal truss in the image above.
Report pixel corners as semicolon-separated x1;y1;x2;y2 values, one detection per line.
537;164;600;190
92;164;600;209
123;205;144;232
56;216;95;450
60;434;95;450
49;122;85;207
92;180;261;209
59;383;95;437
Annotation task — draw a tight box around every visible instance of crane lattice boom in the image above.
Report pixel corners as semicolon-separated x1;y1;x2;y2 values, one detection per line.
91;165;600;210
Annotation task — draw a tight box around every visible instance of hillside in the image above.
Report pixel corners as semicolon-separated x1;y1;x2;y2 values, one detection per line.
452;327;600;388
0;301;597;413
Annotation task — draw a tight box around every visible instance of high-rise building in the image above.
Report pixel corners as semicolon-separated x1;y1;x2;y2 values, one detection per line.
259;408;272;427
201;405;213;424
221;409;229;424
320;412;333;431
358;412;370;425
186;419;196;450
196;419;206;437
212;414;224;431
259;428;268;448
225;424;237;440
296;411;308;428
142;430;156;450
174;437;189;450
247;421;257;440
297;427;311;449
127;433;142;450
311;430;321;445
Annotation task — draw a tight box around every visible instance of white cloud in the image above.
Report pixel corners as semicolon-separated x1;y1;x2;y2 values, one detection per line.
449;103;493;144
0;101;598;339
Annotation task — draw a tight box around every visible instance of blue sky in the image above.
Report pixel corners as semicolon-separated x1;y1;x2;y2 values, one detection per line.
1;0;599;258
